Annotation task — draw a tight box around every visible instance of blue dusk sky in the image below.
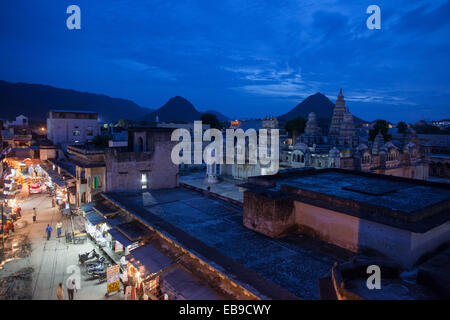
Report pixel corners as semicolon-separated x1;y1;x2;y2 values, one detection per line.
0;0;449;122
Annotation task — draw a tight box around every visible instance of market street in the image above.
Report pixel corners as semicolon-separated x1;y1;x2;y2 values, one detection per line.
0;189;123;300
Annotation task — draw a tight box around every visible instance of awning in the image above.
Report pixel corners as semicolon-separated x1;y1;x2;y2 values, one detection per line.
81;202;95;213
85;211;106;226
93;200;118;217
116;221;152;242
162;266;221;300
108;228;134;247
126;243;173;276
40;164;66;187
106;216;124;228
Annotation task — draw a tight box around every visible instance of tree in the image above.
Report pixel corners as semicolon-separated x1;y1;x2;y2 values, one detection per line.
369;120;392;141
92;134;109;147
201;113;223;130
285;116;307;137
117;118;131;128
397;121;408;133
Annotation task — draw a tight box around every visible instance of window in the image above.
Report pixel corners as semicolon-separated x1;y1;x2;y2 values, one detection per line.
86;126;94;136
73;127;81;136
141;173;148;189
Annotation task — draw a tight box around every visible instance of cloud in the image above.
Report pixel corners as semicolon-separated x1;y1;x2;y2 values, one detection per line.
111;59;177;80
223;64;314;97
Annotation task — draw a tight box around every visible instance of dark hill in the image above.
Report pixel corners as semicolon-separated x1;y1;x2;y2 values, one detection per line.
279;92;366;124
279;93;335;121
0;80;152;122
142;96;203;123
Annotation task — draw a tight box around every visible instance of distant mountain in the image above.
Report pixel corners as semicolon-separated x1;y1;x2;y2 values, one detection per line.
278;93;335;122
203;110;231;122
0;80;152;122
278;92;365;124
142;96;202;123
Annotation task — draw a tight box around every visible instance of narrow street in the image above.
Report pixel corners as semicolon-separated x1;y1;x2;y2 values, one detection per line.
0;189;123;300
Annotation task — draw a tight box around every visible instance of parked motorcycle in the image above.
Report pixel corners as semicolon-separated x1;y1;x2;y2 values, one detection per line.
86;269;107;282
86;263;111;274
78;249;98;264
85;257;106;267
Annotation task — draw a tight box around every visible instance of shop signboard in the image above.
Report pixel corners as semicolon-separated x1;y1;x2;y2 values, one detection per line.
115;240;123;252
107;264;120;293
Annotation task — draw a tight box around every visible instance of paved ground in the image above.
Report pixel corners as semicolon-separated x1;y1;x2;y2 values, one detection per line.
0;189;124;300
180;171;244;203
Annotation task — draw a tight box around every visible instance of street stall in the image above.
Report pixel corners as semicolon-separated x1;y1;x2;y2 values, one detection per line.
125;242;174;300
84;210;109;246
39;162;75;213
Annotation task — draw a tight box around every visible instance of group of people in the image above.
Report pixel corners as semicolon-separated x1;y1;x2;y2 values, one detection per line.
30;207;63;241
45;220;63;240
56;279;78;300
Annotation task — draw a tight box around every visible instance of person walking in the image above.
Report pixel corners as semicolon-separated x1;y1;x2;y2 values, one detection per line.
56;221;63;238
32;208;37;222
56;283;64;300
16;206;21;218
66;279;76;300
46;224;52;240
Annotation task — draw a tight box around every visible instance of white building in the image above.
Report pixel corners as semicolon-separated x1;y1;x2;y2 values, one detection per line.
6;114;28;127
47;110;100;147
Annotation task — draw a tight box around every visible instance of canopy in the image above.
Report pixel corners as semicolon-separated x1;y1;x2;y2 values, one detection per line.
108;228;134;247
106;216;124;228
85;211;106;226
81;202;95;213
116;221;151;242
93;200;118;217
126;243;173;276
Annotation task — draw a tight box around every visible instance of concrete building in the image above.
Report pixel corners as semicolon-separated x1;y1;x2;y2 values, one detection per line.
5;114;28;127
1;114;32;148
46;110;100;147
105;127;178;192
241;168;450;269
65;127;178;206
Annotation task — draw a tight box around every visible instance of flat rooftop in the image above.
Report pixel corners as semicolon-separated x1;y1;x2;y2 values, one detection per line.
103;188;354;300
274;171;450;214
245;168;450;232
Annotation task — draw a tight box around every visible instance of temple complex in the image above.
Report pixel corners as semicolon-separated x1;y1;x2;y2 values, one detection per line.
281;89;429;180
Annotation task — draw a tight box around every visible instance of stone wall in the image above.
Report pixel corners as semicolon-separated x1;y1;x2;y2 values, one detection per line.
243;190;295;238
105;134;178;192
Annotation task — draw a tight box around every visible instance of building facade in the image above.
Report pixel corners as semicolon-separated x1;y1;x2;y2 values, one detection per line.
65;127;178;206
242;168;450;269
47;110;99;147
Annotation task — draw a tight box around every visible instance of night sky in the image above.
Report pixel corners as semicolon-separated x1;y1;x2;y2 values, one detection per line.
0;0;449;122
